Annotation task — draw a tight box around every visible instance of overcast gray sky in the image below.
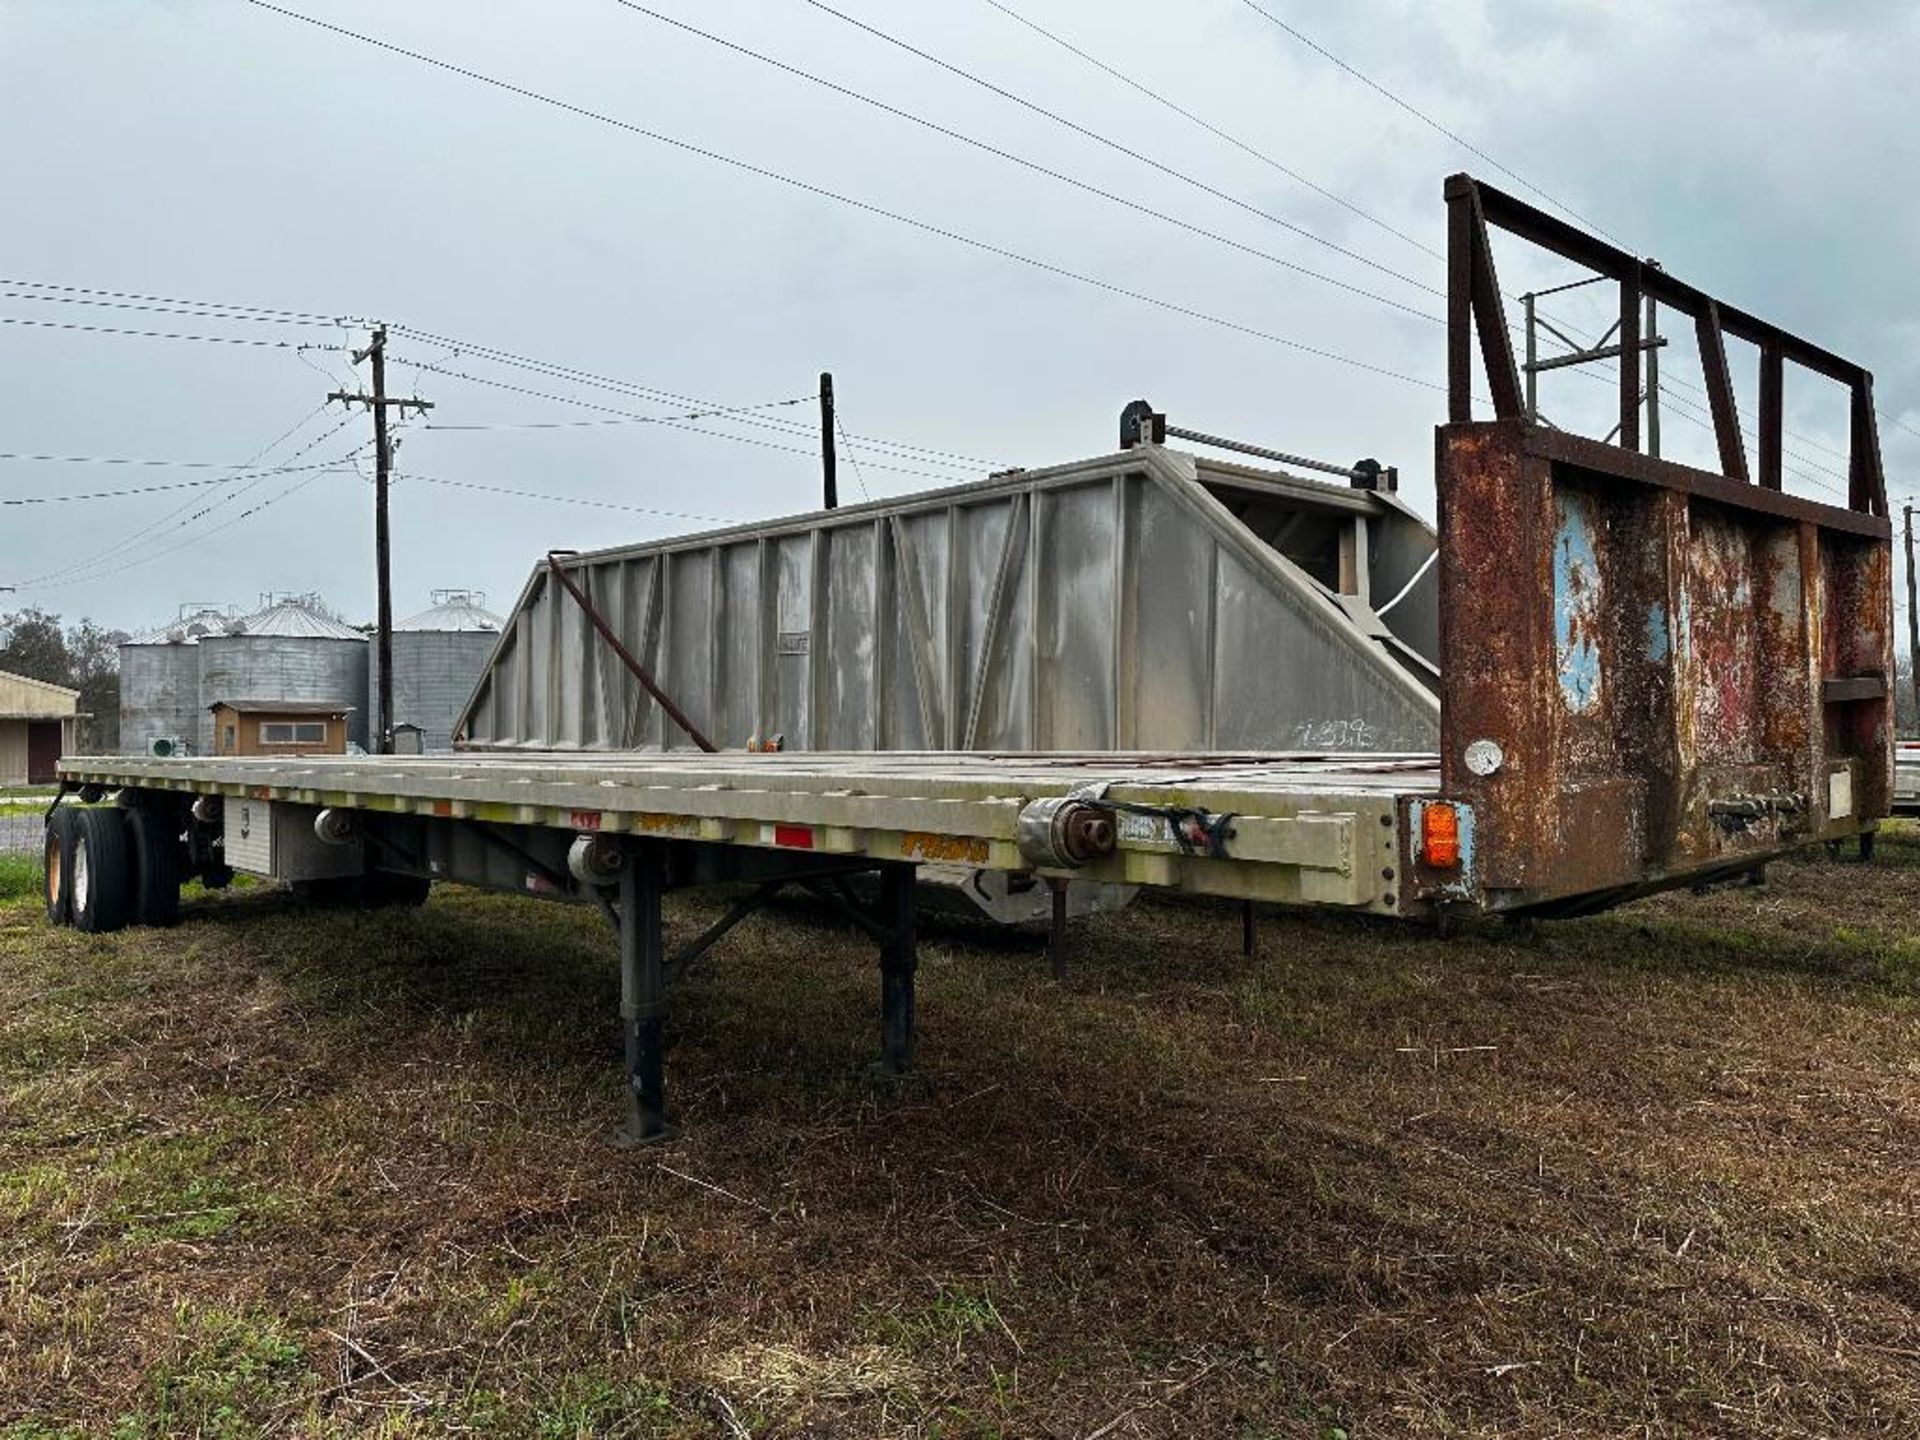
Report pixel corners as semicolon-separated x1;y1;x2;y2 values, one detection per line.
3;0;1916;635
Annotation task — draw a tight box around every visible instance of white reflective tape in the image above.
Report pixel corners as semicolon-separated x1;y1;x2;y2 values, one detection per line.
1829;770;1853;820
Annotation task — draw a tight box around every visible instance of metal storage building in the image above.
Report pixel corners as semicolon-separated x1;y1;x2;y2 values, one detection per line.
194;596;369;754
372;591;502;753
0;669;80;784
119;606;239;757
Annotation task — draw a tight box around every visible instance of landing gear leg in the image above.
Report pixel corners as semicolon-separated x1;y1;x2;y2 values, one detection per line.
614;841;674;1147
1048;879;1070;982
879;863;918;1075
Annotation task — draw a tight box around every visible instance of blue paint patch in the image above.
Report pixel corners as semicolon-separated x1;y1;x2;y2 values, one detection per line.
1552;496;1604;714
1644;602;1670;662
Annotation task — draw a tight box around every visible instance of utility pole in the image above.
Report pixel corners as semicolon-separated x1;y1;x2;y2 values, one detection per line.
819;371;837;510
1519;275;1665;442
330;326;433;754
1522;292;1536;423
1906;503;1918;733
1644;295;1661;460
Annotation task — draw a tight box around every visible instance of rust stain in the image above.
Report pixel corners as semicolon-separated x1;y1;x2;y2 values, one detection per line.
901;832;989;864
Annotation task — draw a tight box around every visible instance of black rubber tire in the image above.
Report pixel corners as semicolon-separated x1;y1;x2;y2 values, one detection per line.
43;806;79;926
70;807;137;935
127;807;183;928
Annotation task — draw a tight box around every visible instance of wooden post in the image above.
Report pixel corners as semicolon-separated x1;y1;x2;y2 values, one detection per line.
820;371;837;510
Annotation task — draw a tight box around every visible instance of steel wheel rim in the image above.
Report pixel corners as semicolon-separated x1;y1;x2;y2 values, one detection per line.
72;836;90;914
44;833;62;906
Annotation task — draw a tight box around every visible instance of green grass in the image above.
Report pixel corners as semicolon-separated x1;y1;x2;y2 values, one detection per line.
0;853;42;902
2;829;1920;1436
113;1305;306;1440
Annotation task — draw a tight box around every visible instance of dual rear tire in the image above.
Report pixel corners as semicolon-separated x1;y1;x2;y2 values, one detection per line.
44;803;182;933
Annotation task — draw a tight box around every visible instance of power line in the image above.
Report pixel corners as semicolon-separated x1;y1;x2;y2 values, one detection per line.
0;277;370;328
794;0;1439;300
966;0;1877;465
26;460;364;593
398;356;964;478
12;411;359;589
10;403;340;586
0;315;332;349
390;327;1006;465
397;471;729;525
1225;1;1905;459
0;458;368;507
977;0;1443;263
395;355;982;473
0;449;339;471
833;411;874;503
423;393;818;432
615;1;1441;323
0;289;356;331
1234;0;1621;246
1526;317;1854;492
242;1;1448;396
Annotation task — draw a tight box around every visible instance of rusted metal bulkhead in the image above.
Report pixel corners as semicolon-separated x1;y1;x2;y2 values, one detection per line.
1431;173;1893;913
1436;422;1892;910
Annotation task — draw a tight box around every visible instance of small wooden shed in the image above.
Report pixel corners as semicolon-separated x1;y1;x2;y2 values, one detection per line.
208;699;353;757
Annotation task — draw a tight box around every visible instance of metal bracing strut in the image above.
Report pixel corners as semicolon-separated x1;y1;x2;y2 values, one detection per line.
545;553;718;753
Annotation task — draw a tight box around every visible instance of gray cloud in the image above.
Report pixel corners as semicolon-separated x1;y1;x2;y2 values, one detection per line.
0;0;1909;634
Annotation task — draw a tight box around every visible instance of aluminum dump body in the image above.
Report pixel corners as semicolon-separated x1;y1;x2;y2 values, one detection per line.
457;448;1440;757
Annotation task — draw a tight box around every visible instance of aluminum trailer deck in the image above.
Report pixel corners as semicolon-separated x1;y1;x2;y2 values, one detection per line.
44;175;1897;1142
57;749;1443;912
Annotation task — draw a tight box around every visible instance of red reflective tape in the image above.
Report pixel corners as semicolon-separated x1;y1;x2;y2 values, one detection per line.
571;810;602;830
772;824;814;850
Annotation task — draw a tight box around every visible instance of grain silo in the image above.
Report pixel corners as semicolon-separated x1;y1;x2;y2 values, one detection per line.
118;605;238;756
195;595;370;753
373;590;502;752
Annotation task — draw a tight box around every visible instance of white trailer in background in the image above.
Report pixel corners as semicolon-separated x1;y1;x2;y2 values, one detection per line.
1896;742;1920;813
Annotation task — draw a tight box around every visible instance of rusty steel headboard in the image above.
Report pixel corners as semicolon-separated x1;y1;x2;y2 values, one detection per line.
1444;173;1887;514
1433;174;1893;911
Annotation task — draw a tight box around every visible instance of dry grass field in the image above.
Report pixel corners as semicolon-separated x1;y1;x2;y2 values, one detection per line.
3;826;1920;1438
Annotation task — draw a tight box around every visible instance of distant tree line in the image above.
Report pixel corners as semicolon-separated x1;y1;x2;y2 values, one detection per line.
0;607;123;753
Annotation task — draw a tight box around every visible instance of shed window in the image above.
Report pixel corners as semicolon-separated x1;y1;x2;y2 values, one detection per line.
259;721;327;745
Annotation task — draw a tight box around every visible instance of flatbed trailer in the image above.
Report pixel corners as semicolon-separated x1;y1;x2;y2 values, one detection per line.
46;175;1896;1141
